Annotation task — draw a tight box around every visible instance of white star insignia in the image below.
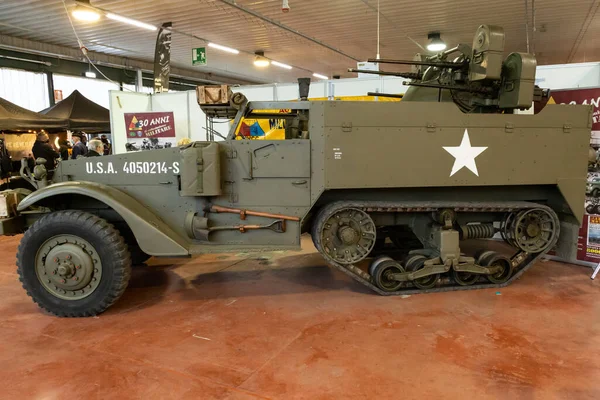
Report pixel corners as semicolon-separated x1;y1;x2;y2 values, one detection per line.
443;129;487;177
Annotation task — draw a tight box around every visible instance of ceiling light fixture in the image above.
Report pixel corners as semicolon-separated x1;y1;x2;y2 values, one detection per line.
426;32;447;52
312;73;328;80
72;0;101;22
208;42;240;55
84;62;96;78
271;60;292;70
253;51;270;67
106;13;157;31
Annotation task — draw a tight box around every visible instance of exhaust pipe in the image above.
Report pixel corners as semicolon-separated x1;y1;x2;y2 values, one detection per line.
298;78;310;101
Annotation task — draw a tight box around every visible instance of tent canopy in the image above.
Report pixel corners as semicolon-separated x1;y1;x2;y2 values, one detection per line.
0;97;67;132
40;90;111;132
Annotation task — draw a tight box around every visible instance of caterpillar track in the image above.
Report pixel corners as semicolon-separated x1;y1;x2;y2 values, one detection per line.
311;201;560;296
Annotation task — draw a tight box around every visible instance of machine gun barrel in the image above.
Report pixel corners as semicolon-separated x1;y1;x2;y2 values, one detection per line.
367;58;465;69
366;92;404;99
348;68;421;80
402;81;494;94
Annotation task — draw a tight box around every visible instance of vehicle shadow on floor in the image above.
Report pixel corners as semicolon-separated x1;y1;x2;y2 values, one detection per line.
185;262;373;300
109;265;176;314
113;239;524;312
114;253;374;312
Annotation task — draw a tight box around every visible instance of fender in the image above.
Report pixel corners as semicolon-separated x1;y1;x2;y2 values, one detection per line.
17;181;189;256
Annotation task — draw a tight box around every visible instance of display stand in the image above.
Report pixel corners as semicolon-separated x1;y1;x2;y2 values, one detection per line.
591;263;600;280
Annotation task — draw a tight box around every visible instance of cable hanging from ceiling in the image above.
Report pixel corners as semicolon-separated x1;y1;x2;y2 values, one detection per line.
61;0;136;91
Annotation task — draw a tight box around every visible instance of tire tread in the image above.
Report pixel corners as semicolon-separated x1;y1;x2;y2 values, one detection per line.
16;211;131;317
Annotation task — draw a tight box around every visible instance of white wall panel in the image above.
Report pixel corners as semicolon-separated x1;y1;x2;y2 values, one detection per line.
536;62;600;90
0;67;49;111
276;84;299;101
53;74;119;108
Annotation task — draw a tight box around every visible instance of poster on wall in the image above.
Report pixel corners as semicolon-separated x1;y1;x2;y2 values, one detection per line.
576;216;600;263
123;112;175;152
550;87;600;262
3;133;37;160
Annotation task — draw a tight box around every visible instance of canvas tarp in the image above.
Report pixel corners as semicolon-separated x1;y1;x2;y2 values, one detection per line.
40;90;110;132
0;97;67;132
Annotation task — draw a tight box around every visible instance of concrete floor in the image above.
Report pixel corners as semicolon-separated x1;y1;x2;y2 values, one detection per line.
1;234;600;399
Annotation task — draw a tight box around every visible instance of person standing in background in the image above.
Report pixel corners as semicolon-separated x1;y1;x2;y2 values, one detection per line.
100;135;111;155
71;132;88;159
86;139;104;157
32;132;59;177
58;138;71;161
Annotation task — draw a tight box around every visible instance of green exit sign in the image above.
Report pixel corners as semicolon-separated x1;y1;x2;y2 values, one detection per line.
192;47;206;66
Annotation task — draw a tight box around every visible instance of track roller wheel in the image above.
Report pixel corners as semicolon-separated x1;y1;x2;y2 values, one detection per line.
475;250;496;267
405;254;439;290
452;269;479;286
369;255;393;277
371;258;404;292
483;254;513;284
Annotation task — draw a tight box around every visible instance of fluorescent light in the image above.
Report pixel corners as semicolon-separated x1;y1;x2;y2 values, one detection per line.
427;42;447;52
106;13;157;31
254;58;270;67
85;71;96;78
427;32;447;52
272;60;292;70
72;6;101;22
254;51;270;67
312;73;328;80
208;42;240;54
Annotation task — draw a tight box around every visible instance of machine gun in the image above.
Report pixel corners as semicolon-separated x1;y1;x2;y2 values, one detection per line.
349;25;549;113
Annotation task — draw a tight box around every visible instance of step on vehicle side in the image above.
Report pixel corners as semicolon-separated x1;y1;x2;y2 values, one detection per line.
0;25;592;316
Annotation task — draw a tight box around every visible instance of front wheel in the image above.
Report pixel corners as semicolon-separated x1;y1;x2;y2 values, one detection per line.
17;211;132;317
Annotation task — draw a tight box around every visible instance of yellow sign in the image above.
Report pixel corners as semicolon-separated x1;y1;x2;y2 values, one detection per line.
234;95;401;140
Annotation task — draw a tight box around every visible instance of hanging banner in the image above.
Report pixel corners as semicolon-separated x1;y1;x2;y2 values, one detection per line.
123;112;175;152
153;22;172;93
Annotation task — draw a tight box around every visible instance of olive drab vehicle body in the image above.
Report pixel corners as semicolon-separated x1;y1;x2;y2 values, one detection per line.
0;25;592;316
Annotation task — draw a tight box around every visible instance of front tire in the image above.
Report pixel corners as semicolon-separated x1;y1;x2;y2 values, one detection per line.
17;211;132;317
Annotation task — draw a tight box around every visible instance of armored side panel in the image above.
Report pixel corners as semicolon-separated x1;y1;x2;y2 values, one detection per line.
49;145;310;254
469;25;505;81
219;140;311;206
317;101;591;223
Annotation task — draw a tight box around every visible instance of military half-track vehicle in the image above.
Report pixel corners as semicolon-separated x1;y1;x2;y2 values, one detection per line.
0;25;592;316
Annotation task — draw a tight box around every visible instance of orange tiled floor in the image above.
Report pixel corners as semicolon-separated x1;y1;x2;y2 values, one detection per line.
1;234;600;399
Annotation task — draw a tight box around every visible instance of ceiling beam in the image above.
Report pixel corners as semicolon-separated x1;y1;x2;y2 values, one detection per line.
567;0;600;63
0;34;263;85
213;0;361;62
